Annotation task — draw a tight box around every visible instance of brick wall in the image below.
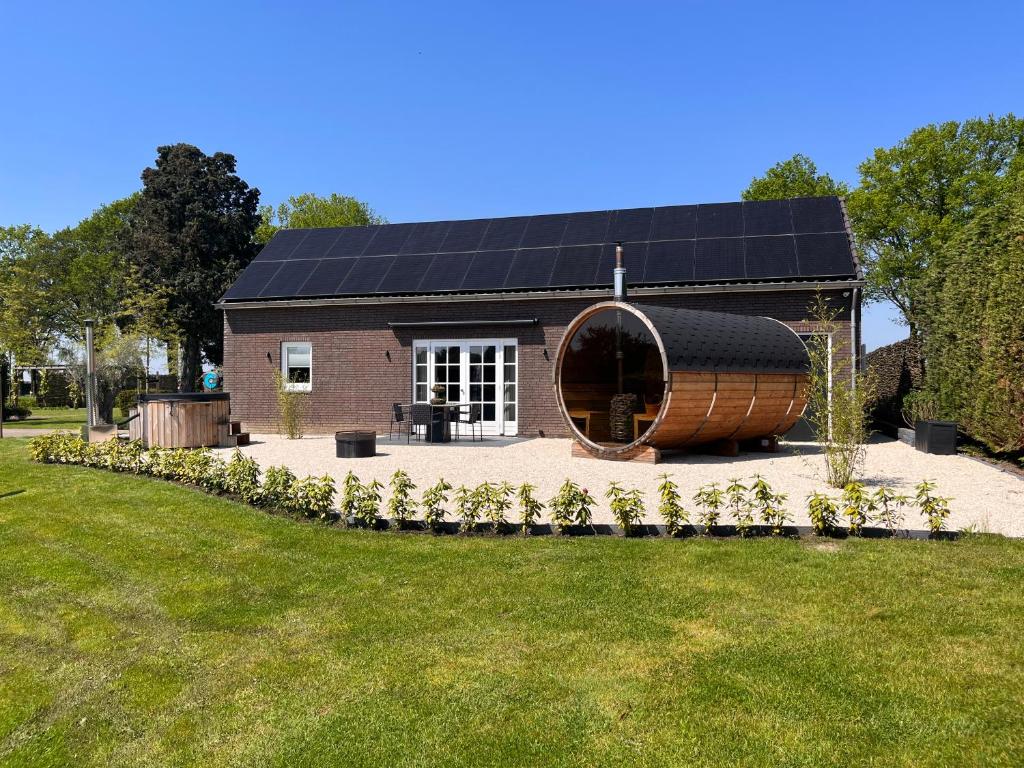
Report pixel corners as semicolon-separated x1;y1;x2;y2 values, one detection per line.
222;288;855;436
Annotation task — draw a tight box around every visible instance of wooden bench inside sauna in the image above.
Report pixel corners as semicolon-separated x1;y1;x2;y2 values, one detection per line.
128;393;249;449
554;301;810;463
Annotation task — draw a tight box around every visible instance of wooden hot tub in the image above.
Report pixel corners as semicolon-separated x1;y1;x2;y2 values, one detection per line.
554;302;810;461
128;393;231;449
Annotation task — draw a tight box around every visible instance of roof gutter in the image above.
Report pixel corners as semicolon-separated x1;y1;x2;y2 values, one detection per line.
215;278;865;311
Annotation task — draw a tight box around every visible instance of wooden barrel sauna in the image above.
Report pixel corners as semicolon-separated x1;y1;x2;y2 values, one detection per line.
128;393;231;449
554;301;810;460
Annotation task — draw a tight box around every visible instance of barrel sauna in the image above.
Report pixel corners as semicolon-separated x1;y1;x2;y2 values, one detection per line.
554;302;810;461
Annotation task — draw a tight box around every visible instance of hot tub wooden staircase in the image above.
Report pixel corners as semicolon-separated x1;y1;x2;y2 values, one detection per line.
218;419;250;448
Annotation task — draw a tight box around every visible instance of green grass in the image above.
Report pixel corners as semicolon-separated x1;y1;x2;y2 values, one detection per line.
5;407;87;430
1;439;1022;767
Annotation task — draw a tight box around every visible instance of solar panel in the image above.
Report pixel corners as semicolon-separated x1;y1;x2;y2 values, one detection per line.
336;256;395;294
361;223;416;256
742;199;793;236
259;258;320;298
697;203;743;238
418;252;475;292
744;236;798;278
694;238;745;281
461;250;514;291
222;260;282;299
650;206;697;240
519;214;568;248
643;240;696;283
795;233;855;276
504;248;557;289
790;197;845;233
295;258;358;296
324;226;380;258
399;221;452;255
550;245;602;286
254;228;307;261
560;210;611;245
596;241;648;283
377;254;435;293
609;208;654;243
287;229;343;261
439;219;489;253
478;217;528;251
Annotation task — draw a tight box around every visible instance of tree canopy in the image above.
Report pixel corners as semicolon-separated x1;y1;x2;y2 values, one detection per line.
742;154;849;201
255;192;384;244
123;144;260;390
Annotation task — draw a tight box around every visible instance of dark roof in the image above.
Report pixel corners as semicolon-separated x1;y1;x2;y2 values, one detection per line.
632;303;810;374
222;196;856;303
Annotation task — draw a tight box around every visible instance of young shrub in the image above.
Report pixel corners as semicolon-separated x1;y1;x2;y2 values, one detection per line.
725;478;754;537
225;449;261;504
292;474;337;520
273;370;305;439
339;471;362;524
806;492;839;536
840;481;873;536
354;479;384;527
548;479;595;532
261;465;298;511
915;479;952;536
486;481;514;531
516;483;544;534
181;448;215;487
455;485;480;532
606;482;645;535
657;473;688;536
422;478;453;531
693;482;724;534
117;440;146;474
388;470;418;528
872;486;909;536
751;475;791;536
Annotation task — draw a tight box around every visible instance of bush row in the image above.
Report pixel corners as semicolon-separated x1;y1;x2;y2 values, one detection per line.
28;433;952;536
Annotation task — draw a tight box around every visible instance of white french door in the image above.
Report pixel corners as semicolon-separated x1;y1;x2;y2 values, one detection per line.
412;339;518;436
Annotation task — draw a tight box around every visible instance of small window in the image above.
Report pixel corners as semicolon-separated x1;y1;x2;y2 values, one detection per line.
281;342;312;391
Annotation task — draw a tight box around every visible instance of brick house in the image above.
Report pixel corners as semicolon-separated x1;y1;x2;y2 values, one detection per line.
217;197;862;438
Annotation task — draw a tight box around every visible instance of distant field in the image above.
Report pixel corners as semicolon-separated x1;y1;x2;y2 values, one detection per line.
4;407;87;430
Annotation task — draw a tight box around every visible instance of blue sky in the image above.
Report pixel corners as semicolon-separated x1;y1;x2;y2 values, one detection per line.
3;1;1022;351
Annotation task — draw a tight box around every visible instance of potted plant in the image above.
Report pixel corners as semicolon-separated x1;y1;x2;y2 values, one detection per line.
903;390;957;455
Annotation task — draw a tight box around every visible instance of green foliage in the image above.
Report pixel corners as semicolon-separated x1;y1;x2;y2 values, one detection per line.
355;479;384;528
915;480;952;535
422;478;453;530
516;483;544;533
2;404;31;420
840;481;873;536
454;484;480;531
479;481;514;530
656;473;688;536
725;478;754;537
872;486;909;535
693;482;724;533
256;192;385;244
751;475;791;536
548;479;596;531
115;388;137;419
388;470;418;525
743;153;849;201
273;370;305;439
292;474;337;520
225;449;261;504
806;492;839;536
606;482;645;535
339;471;362;524
261;465;298;512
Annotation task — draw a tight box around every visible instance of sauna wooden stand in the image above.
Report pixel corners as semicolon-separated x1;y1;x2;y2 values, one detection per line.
556;302;810;465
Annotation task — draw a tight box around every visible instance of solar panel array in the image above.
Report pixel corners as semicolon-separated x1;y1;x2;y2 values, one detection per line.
222;196;855;302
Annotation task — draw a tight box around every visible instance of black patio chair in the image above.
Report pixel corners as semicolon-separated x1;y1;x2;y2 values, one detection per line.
409;403;432;443
457;403;483;442
389;403;410;441
447;404;462;441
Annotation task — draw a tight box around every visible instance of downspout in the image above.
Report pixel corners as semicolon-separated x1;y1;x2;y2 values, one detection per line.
850;287;859;388
614;242;626;394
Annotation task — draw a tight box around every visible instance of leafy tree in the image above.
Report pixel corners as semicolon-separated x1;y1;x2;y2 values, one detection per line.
742;154;849;201
0;225;55;364
255;192;384;243
123;144;260;390
847;115;1024;334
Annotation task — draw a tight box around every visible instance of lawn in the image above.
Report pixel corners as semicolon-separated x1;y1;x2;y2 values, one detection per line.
4;407;87;430
0;439;1022;767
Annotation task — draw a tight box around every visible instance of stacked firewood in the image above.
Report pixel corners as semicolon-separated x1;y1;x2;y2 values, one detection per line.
609;393;639;442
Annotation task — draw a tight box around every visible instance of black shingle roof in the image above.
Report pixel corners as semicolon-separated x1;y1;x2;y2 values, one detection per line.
221;196;855;303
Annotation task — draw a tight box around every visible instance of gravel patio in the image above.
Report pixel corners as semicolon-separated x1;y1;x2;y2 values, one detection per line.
217;434;1024;537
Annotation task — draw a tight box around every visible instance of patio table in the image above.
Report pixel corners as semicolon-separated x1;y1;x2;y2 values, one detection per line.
401;403;470;443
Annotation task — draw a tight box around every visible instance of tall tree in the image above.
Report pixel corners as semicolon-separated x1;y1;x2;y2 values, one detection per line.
255;192;384;243
124;144;260;390
0;225;55;364
846;115;1024;334
742;154;849;201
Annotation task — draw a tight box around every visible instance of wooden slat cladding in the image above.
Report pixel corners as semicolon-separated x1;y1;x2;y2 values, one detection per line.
129;400;230;448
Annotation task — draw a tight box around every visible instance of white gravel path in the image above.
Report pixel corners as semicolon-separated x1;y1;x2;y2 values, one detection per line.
216;434;1024;537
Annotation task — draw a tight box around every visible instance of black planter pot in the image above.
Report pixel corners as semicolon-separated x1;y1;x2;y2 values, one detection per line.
914;420;957;455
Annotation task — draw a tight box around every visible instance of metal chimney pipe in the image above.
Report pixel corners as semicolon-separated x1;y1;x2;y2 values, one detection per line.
613;242;626;300
85;319;97;428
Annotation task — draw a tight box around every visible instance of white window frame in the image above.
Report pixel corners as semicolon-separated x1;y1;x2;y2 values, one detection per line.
280;341;312;392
